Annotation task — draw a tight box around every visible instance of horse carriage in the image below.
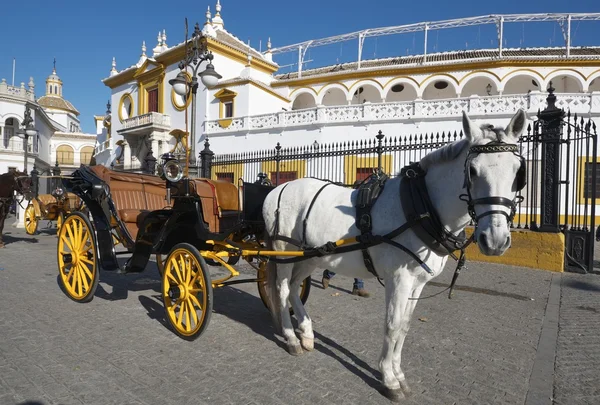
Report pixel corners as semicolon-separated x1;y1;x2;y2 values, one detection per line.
57;110;528;401
56;155;312;339
24;188;85;235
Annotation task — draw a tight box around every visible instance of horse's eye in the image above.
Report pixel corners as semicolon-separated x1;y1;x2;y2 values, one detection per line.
469;166;477;178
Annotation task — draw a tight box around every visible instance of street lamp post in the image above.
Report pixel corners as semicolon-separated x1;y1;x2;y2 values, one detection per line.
16;105;38;173
169;21;222;177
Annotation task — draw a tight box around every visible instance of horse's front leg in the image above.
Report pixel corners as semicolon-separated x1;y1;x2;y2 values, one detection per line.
379;275;412;402
391;282;425;397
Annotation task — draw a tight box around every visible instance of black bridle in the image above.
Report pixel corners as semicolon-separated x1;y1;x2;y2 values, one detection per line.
460;142;526;227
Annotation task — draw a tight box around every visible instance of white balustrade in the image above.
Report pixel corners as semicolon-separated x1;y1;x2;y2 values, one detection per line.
121;112;171;130
205;93;597;134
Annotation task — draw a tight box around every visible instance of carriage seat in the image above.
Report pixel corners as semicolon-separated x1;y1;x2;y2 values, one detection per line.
191;179;241;233
89;166;170;240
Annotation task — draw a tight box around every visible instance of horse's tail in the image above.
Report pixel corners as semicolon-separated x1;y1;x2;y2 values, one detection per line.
263;234;283;335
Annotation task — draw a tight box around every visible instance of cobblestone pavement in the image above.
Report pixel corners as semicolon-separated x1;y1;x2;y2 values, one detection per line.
553;271;600;405
0;217;594;405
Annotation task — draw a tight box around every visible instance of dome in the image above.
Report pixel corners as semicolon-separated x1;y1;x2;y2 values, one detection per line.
38;61;79;115
37;95;80;116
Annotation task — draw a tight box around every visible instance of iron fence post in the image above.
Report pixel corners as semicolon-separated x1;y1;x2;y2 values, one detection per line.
52;161;61;191
275;142;282;186
376;130;385;171
199;137;214;179
30;165;39;199
588;121;598;271
538;83;564;233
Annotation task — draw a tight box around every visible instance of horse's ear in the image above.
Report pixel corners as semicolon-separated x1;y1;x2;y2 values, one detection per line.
462;110;480;142
505;109;527;140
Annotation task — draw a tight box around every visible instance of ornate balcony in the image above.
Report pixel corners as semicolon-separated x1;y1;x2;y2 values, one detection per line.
205;92;600;135
117;112;171;136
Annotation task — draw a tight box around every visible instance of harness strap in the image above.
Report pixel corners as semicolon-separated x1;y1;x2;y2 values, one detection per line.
302;183;333;247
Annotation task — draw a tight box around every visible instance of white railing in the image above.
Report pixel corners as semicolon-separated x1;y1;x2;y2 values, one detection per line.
1;139;38;154
205;92;600;134
121;112;171;130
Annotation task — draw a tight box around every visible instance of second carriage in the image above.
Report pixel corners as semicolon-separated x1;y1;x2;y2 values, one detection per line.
56;155;311;339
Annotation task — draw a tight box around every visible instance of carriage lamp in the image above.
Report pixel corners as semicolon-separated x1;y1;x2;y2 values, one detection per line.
163;160;184;183
169;20;222;177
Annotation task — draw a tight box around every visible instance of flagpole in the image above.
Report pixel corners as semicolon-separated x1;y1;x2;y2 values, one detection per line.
12;58;15;86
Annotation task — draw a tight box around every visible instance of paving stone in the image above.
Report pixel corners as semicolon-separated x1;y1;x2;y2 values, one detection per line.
0;217;596;404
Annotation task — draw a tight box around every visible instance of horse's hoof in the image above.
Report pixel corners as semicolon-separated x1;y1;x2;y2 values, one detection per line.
300;337;314;351
399;380;412;397
382;387;404;402
287;344;303;356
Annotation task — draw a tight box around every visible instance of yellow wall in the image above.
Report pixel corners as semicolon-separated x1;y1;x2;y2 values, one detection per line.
463;227;565;272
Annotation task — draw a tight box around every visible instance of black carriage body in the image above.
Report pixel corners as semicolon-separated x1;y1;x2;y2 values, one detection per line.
62;166;274;273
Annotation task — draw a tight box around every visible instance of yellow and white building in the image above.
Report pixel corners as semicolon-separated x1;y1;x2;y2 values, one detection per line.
96;5;600;172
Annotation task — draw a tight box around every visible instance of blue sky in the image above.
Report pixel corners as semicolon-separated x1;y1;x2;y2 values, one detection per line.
1;0;599;133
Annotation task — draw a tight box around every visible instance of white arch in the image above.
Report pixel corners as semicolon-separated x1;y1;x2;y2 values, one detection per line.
318;83;350;105
500;70;543;94
419;75;459;99
382;78;419;98
543;70;587;93
587;71;600;92
1;113;23;123
290;88;318;108
458;72;502;97
347;81;384;103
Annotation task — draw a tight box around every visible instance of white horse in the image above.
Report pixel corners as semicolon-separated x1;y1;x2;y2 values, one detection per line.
261;109;527;401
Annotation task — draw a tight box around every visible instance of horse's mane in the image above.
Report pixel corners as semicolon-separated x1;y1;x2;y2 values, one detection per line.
418;123;510;171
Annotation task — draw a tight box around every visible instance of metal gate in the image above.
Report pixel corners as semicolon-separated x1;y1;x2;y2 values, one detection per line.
531;84;598;273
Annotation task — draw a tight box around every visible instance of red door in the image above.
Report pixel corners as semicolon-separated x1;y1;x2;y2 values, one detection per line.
272;171;297;185
216;172;234;183
356;168;375;183
148;88;159;113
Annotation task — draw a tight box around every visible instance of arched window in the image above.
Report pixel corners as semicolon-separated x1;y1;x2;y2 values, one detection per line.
80;146;95;165
56;145;74;165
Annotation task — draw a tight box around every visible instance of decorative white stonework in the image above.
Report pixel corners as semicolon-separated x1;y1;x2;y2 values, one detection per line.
205;93;598;135
118;112;171;136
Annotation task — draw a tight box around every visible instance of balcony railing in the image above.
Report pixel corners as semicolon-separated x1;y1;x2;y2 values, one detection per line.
205;92;600;135
1;139;38;154
117;112;171;135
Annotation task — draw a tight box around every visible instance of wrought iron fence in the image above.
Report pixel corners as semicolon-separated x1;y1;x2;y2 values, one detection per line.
208;89;598;272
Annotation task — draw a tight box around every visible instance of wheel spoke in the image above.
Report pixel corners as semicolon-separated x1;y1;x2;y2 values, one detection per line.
65;222;76;250
176;300;185;326
77;264;90;291
184;301;191;332
65;265;75;282
171;257;183;282
188;293;203;311
79;262;93;280
167;272;178;284
60;234;73;252
187;298;199;326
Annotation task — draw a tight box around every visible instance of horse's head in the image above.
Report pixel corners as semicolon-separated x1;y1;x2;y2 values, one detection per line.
13;170;34;200
461;109;527;256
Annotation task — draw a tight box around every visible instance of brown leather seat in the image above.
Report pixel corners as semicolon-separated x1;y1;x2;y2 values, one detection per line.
191;179;241;233
89;166;171;240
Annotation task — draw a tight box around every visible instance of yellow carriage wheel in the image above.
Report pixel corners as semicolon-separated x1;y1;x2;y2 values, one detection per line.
162;243;213;340
57;212;99;303
24;203;38;235
256;260;311;313
56;212;65;234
